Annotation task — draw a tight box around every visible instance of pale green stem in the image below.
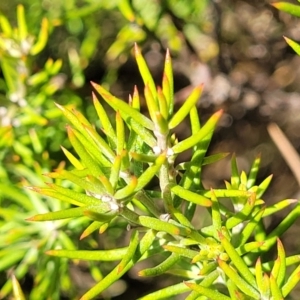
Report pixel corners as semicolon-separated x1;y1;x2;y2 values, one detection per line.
154;127;176;213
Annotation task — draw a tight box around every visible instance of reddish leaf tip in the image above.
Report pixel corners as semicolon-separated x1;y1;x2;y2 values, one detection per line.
134;43;140;55
79;232;87;240
26;186;42;193
288;199;298;204
216;108;224;117
45;250;55;256
183;281;192;288
270;3;279;8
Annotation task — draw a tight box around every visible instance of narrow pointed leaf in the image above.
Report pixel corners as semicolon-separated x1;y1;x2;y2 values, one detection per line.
169;84;203;129
172;110;222;154
155;111;168;134
116;111;125;154
247;155;261;188
17;5;27;40
144;84;159;123
30;18;49;55
263;199;297;217
218;259;260;299
0;15;12;35
117;229;139;274
135;153;166;191
79;229;156;300
261;273;271;298
133;191;162;217
12;275;25;300
48;169;102;194
286;255;300;267
171;185;212;207
163;49;174;115
185;282;231;300
131;85;140;110
263;203;300;250
83;124;115;163
114;176;137;199
211;189;222;231
193;189;249;199
170;207;193;228
202;152;230;165
219;230;257;288
55;103;90;134
61;146;84;169
91;82;154;130
185;271;221;300
230;154;240;189
257;175;273;199
236;241;264;256
189;106;201;134
226;279;242;300
67;126;104;176
283;36;300;56
27;206;88;221
109;155;122;189
130;152;157;163
98;175;114;195
274;239;286;288
128;117;156;147
272;2;300;17
120;206;141;225
198;261;217;275
137;281;196;300
226;193;256;229
80;221;103;240
235;207;265;247
92;92;117;147
28;185;94;206
134;43;157;101
282;264;300;297
255;258;264;293
139;216;191;236
46;248;128;261
139;253;180;277
46;184;100;206
157;86;169;120
270;274;283;299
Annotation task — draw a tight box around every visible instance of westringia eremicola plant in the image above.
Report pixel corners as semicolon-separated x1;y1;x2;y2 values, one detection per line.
28;44;300;300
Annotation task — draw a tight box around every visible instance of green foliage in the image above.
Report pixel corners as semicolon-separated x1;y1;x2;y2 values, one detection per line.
272;2;300;18
1;1;300;299
0;5;85;299
272;1;300;55
27;45;300;299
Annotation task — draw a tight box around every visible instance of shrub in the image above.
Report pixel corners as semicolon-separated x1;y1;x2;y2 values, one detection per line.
27;44;300;299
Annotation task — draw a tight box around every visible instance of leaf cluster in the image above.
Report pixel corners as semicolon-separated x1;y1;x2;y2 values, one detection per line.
27;45;300;299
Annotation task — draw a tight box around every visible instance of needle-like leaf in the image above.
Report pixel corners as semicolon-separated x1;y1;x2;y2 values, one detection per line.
172;110;222;154
91;82;154;130
169;84;203;129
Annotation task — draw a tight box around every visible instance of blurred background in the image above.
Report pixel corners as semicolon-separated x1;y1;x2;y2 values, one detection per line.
1;0;300;298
